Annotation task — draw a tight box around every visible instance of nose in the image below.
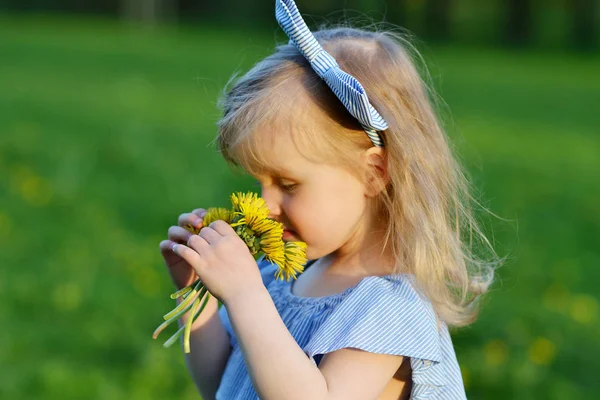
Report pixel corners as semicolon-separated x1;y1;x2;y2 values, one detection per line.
260;185;283;220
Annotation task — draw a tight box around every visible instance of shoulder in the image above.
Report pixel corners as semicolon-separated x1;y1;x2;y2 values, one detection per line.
337;274;440;341
354;273;435;313
304;275;463;398
304;274;442;363
362;274;440;334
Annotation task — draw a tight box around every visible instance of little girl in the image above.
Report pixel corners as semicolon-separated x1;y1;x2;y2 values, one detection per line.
159;1;498;399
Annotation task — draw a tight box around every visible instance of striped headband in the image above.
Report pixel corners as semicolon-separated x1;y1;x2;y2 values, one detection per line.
275;0;388;147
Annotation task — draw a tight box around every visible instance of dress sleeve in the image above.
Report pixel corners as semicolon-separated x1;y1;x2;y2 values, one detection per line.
303;275;443;366
218;256;278;346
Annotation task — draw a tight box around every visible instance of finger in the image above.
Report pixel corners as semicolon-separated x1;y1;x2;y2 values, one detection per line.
178;212;203;229
171;243;205;273
209;220;235;236
198;226;222;244
167;226;194;244
160;239;185;258
159;239;176;255
192;208;208;218
187;234;210;256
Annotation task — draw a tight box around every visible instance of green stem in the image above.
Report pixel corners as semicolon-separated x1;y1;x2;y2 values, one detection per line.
169;279;200;299
163;280;203;320
196;290;211;315
153;285;207;339
183;297;201;353
162;323;186;348
163;291;211;350
152;317;175;340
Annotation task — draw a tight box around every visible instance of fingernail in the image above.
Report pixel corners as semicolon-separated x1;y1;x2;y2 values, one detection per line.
171;244;179;253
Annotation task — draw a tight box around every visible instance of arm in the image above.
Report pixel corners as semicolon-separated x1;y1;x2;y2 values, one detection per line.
224;287;405;400
178;294;232;400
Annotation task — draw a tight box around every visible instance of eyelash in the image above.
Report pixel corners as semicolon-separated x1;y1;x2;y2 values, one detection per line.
279;183;298;193
253;180;298;194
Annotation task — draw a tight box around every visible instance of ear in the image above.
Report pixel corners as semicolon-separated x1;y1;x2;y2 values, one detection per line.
361;147;389;197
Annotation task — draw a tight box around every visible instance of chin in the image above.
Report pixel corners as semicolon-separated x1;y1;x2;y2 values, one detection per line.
303;247;316;261
304;246;330;261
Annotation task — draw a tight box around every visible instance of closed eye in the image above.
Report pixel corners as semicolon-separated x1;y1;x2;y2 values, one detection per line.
252;177;298;194
279;182;298;193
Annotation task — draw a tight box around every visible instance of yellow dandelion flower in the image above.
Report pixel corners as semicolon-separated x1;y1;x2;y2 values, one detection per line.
230;191;276;256
260;225;286;268
155;191;308;354
230;192;270;229
231;192;269;219
203;207;232;226
230;191;249;212
183;224;200;235
251;217;282;236
183;207;231;234
275;241;307;281
186;191;306;278
227;191;307;280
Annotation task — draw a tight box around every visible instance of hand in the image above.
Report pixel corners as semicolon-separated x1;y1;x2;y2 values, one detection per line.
171;220;264;305
159;208;207;290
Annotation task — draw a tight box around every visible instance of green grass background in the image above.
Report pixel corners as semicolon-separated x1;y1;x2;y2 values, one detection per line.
0;14;598;399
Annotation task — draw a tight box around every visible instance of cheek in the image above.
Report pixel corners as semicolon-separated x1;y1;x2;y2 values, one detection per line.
286;178;366;249
303;203;364;259
322;173;366;221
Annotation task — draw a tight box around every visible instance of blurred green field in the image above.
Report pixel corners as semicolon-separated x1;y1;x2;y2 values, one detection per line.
0;13;599;400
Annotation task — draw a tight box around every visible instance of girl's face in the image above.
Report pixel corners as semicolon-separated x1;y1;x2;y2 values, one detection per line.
252;136;370;261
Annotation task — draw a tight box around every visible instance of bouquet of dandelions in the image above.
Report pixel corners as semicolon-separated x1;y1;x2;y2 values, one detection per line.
153;191;307;353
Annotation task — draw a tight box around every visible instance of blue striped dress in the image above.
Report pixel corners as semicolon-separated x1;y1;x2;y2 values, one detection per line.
217;257;467;399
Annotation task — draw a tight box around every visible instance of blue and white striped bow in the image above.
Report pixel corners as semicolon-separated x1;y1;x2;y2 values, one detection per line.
275;0;388;147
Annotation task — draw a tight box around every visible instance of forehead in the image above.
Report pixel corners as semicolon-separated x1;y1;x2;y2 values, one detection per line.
231;83;334;177
240;116;318;179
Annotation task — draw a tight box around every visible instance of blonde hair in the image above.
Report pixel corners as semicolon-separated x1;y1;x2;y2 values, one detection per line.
215;25;501;328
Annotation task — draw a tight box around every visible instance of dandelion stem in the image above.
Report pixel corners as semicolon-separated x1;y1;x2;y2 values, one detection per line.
153;285;207;340
162;323;186;348
169;279;200;299
165;285;206;324
184;295;203;353
163;280;203;320
152;317;174;340
162;291;211;350
196;290;211;315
